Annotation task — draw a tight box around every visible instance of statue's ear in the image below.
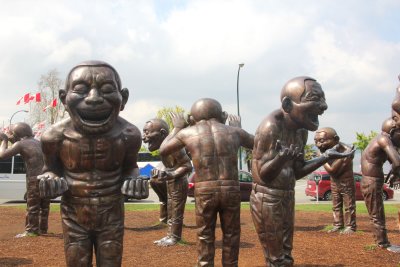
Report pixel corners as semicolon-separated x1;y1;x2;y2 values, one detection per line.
120;88;129;111
281;96;293;113
160;128;168;137
59;89;67;105
188;115;195;125
334;135;340;142
221;111;228;124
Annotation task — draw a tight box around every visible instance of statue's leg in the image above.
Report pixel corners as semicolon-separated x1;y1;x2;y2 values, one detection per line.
282;192;295;266
330;181;344;232
195;191;218;267
361;177;389;247
24;177;40;235
151;179;168;223
342;179;357;233
39;197;51;234
94;199;124;267
167;177;188;242
220;190;241;267
250;186;289;267
61;201;93;267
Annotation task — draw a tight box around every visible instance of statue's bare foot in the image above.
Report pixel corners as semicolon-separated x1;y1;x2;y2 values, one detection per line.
157;236;180;247
327;226;342;233
341;227;356;235
387;245;400;253
15;231;38;238
153;236;169;244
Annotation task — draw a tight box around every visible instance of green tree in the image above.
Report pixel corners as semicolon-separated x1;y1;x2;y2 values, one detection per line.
156;106;186;130
304;144;317;161
353;131;377;151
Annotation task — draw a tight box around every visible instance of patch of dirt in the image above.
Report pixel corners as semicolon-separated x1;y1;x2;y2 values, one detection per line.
1;205;400;266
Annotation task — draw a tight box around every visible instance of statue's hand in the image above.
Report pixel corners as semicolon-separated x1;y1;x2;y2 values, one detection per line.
228;114;241;128
275;140;300;161
170;112;188;129
323;144;355;160
37;173;68;199
0;132;8;141
121;176;149;199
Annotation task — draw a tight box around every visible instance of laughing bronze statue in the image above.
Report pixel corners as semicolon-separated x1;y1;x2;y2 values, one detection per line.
37;60;146;267
0;122;50;237
314;127;356;234
159;98;254;267
251;76;354;267
361;116;400;252
142;118;192;246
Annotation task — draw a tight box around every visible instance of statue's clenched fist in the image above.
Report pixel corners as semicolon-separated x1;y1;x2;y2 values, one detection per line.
37;173;68;199
121;176;149;199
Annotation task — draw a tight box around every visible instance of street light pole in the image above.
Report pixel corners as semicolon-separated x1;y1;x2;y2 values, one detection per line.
9;110;29;126
237;63;244;170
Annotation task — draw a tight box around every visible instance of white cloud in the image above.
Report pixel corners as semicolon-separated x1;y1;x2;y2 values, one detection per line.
1;0;400;144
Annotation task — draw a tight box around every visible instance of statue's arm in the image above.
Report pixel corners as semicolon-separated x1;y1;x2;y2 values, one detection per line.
0;136;20;160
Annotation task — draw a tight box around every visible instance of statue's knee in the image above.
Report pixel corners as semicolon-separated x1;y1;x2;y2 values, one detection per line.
98;241;122;259
65;243;92;266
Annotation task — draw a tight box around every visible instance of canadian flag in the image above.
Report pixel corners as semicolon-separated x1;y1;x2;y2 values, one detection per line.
16;93;41;105
43;98;57;111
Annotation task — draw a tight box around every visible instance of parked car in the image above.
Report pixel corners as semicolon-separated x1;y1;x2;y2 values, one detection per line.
187;170;253;201
305;170;394;201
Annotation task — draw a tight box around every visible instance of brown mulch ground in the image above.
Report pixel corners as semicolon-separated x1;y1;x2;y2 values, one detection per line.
1;205;400;267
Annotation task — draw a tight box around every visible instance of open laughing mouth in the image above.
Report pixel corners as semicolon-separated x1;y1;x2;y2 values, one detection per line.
309;113;320;127
77;109;113;126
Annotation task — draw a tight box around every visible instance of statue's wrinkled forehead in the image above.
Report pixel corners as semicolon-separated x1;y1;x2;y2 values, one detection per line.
68;66;117;87
65;60;121;91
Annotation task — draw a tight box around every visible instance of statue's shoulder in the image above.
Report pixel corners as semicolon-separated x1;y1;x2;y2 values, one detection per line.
41;118;71;143
119;117;140;138
257;109;282;134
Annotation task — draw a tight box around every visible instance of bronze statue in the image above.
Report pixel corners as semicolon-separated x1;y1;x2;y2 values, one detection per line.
251;76;354;267
149;173;168;224
0;122;50;237
142;118;192;246
314;127;356;234
159;98;254;267
37;60;147;267
361;116;400;250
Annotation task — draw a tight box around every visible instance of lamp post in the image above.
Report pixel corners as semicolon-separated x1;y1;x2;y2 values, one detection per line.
9;110;29;126
237;63;244;170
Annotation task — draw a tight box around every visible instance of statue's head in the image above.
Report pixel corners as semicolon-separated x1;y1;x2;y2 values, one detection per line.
280;76;328;131
142;118;169;152
189;98;227;124
59;60;129;134
314;127;339;153
9;122;33;142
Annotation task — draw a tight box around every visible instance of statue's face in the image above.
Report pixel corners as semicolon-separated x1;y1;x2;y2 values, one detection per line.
65;66;123;134
314;131;336;153
142;122;164;152
289;81;327;131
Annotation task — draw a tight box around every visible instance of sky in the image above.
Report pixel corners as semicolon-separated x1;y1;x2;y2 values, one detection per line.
0;0;400;144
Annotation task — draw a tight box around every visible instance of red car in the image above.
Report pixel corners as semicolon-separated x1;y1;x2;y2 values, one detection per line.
305;171;394;201
187;170;253;201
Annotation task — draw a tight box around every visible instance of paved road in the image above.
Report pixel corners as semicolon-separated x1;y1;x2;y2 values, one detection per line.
2;178;400;205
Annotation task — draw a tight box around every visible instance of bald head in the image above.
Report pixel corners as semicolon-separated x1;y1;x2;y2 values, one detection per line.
190;98;226;123
280;76;318;103
315;127;338;139
11;122;33;141
382;118;394;134
146;118;169;134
